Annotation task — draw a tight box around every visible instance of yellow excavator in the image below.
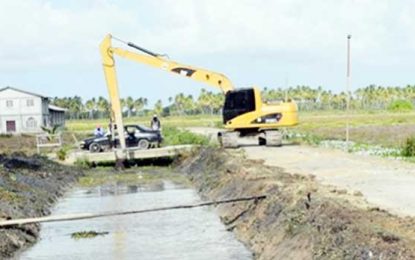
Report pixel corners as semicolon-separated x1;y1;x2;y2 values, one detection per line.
100;34;298;149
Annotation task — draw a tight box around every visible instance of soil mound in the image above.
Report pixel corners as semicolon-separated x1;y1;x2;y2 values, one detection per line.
0;154;83;259
179;148;415;259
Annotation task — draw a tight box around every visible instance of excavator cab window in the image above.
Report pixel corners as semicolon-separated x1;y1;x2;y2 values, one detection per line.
223;88;256;123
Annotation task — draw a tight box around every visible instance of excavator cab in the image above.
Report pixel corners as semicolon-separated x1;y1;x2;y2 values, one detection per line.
223;88;256;124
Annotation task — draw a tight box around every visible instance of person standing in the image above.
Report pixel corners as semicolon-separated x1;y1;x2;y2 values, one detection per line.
150;114;161;131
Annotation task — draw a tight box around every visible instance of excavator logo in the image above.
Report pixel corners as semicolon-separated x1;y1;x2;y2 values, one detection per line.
171;67;196;77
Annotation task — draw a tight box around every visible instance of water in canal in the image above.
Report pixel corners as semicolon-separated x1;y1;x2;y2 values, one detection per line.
19;180;252;260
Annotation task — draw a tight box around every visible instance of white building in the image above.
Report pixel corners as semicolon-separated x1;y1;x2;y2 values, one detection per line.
0;87;66;134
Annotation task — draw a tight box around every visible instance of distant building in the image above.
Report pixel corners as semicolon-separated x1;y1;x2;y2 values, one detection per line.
0;86;66;134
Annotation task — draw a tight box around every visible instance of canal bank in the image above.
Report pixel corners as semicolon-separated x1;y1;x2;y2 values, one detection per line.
180;148;415;259
0;154;83;258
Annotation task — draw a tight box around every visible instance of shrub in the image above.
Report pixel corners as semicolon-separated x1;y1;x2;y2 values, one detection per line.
74;157;92;168
401;136;415;157
387;100;414;112
162;127;210;146
56;146;70;161
214;120;224;128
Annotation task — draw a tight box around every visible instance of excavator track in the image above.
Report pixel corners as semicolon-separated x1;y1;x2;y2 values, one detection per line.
263;130;282;147
218;131;239;148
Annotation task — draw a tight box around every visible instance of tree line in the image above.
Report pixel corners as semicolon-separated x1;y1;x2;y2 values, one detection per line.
52;85;415;119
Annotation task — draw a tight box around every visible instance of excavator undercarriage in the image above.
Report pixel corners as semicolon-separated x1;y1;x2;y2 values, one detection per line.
218;129;283;148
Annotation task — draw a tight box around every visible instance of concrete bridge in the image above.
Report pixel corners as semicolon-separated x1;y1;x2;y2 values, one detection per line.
67;145;196;164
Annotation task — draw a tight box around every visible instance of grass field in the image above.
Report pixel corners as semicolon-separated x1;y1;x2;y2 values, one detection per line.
2;110;413;154
296;111;415;147
65;111;415;148
66;115;221;132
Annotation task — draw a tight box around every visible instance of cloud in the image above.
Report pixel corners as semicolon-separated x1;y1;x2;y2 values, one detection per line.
0;0;414;70
0;0;134;69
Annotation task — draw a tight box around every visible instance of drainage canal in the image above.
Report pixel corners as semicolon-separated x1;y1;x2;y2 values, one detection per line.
19;174;252;260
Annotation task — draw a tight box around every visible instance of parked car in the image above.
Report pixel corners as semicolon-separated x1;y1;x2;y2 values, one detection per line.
80;124;163;152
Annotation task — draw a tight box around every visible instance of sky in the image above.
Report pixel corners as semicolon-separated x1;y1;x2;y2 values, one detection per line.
0;0;414;106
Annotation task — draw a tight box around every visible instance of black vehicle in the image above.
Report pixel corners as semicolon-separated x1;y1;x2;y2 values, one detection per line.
80;124;162;153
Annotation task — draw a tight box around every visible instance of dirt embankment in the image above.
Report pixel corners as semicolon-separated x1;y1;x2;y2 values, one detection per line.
179;148;415;259
0;154;83;259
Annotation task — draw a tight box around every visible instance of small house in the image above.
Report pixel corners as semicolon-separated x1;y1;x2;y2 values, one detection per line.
0;86;66;134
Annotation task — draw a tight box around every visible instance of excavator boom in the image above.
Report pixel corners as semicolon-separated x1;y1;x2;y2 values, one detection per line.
100;34;235;150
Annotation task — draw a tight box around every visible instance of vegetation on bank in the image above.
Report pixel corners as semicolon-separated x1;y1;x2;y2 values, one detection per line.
162;126;211;146
79;168;190;187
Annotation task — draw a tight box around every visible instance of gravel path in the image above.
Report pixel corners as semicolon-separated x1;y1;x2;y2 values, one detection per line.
187;127;415;217
245;144;415;217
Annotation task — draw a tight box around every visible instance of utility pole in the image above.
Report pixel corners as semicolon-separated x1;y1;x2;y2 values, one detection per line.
346;34;351;150
285;76;289;102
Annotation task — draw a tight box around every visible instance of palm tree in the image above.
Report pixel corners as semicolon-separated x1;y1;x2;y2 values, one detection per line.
97;96;110;118
174;93;186;115
198;89;212;114
122;96;135;117
68;96;83;119
85;98;97;119
134;97;148;116
153;99;163;115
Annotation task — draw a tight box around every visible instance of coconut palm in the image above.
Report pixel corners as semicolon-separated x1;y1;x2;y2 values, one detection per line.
97;96;110;118
153;99;163;115
85;98;97;119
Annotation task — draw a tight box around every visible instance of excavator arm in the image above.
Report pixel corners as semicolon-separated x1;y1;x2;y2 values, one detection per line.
112;47;234;93
100;34;235;150
109;39;234;93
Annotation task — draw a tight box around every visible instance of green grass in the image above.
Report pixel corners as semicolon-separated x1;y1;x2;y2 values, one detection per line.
293;110;415;148
402;136;415;157
67;115;221;132
79;168;190;187
67;111;415;133
0;187;22;202
79;172;158;187
297;110;415;131
388;100;414;112
66;110;415;150
162;126;210;146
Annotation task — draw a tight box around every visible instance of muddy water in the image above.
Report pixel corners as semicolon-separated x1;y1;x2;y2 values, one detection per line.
19;181;252;260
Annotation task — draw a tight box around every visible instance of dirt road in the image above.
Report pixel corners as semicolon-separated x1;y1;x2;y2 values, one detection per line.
187;127;415;217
